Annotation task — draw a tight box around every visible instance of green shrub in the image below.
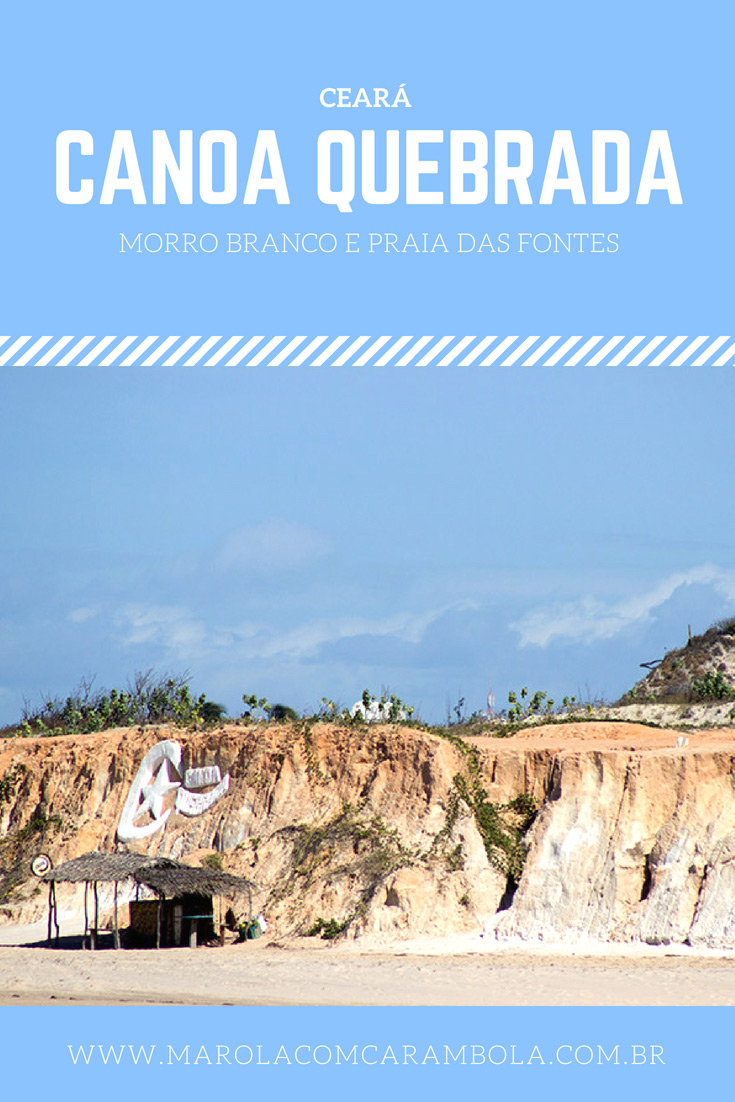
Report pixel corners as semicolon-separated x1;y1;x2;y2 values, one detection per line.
242;693;269;719
201;853;224;871
306;916;353;939
691;670;733;701
200;701;228;723
0;764;25;803
15;671;218;737
269;703;299;722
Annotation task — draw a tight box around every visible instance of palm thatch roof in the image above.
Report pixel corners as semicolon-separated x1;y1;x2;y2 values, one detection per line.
43;852;153;883
43;851;252;898
136;863;251;899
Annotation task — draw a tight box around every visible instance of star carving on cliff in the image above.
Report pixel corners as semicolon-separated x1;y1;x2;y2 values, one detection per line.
135;759;180;823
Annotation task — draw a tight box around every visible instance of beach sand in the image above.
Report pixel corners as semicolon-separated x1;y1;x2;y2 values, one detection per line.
1;925;734;1005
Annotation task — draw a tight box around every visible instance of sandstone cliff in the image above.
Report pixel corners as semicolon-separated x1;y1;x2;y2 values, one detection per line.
1;720;735;947
491;728;735;948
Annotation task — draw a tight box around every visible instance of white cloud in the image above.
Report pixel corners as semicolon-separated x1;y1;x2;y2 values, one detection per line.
111;599;477;663
233;601;478;660
114;604;207;653
510;564;735;647
68;607;99;623
215;519;333;573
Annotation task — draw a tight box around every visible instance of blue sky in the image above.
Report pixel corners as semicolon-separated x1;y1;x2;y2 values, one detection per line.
2;365;734;724
1;0;733;723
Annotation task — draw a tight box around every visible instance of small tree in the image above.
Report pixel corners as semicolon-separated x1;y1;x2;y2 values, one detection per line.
242;693;269;720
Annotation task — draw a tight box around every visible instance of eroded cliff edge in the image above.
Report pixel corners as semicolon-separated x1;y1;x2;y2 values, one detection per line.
1;721;734;947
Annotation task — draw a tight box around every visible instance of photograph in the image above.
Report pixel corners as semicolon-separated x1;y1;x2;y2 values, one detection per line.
0;0;733;1096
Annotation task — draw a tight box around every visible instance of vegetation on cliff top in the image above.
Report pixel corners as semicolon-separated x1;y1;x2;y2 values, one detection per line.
6;615;735;741
618;617;735;706
3;671;227;739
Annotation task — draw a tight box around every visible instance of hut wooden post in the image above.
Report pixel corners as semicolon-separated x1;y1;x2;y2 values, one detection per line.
47;883;53;947
52;884;60;945
91;882;99;950
113;882;120;949
156;897;162;949
83;882;89;949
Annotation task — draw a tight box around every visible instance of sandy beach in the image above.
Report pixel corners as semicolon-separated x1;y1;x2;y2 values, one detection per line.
1;925;735;1006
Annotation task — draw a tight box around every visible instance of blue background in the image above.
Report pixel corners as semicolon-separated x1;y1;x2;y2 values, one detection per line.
2;0;730;334
0;1005;731;1099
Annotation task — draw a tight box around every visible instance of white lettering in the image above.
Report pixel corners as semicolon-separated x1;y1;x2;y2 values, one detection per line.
317;130;355;212
450;130;488;204
56;130;94;204
592;130;630;204
199;130;237;204
100;131;146;205
243;130;289;205
636;130;682;203
406;130;443;204
152;130;193;204
539;130;586;204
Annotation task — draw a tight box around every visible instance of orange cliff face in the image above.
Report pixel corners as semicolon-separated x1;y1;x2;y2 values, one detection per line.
1;721;735;947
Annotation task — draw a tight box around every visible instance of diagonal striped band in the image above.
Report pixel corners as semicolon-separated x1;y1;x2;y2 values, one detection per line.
0;335;733;368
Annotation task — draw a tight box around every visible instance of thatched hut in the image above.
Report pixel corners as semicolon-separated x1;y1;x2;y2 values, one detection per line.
43;852;253;949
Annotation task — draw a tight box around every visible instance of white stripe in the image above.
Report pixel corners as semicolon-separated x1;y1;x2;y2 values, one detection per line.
312;335;351;365
480;336;519;366
354;336;391;366
650;336;687;366
0;336;32;365
100;335;138;366
375;335;413;366
523;336;561;366
417;336;454;366
502;336;540;366
164;336;201;366
396;335;434;366
439;335;476;366
185;335;223;366
545;336;582;365
692;335;729;366
143;336;180;366
629;336;667;366
608;336;645;366
247;336;286;366
227;336;265;366
459;336;496;366
566;335;604;365
15;336;53;366
205;335;245;366
58;336;95;366
121;336;158;366
268;336;307;366
333;336;371;366
79;336;116;365
37;335;75;366
290;336;328;366
586;336;625;366
6;335;735;369
714;339;735;367
671;335;708;366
